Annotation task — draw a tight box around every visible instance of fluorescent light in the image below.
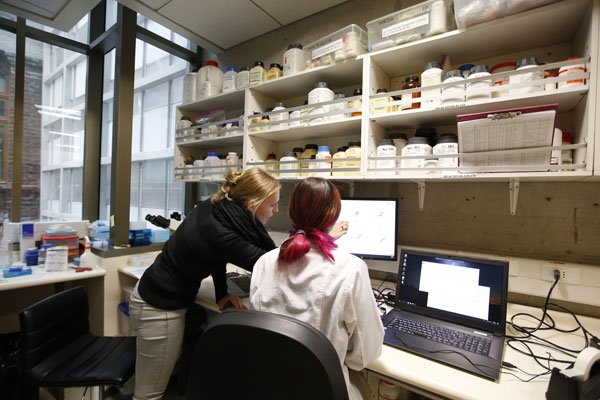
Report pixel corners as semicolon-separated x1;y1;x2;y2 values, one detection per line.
35;104;82;120
38;110;81;120
57;144;80;149
49;130;80;137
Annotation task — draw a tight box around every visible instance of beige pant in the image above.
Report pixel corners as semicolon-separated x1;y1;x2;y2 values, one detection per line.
129;283;186;400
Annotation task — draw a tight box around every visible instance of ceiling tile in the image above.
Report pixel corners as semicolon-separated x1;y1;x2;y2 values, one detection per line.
253;0;347;25
160;0;280;49
3;0;69;18
138;0;171;10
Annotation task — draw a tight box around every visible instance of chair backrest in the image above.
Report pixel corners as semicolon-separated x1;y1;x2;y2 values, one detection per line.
19;286;90;372
186;309;349;400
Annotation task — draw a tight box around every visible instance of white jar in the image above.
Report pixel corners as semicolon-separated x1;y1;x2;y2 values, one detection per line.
222;67;237;93
197;60;223;99
466;65;492;102
371;88;394;114
433;134;459;171
308;82;334;124
421;61;443;109
193;159;205;179
401;136;432;170
204;152;222;179
177;116;193;130
509;57;544;96
283;43;306;76
249;61;267;86
329;93;347;120
558;58;586;89
342;30;361;59
379;379;402;400
289;107;302;128
376;139;396;175
279;151;299;178
182;72;198;103
490;61;516;98
236;67;250;90
429;0;448;35
315;145;332;177
441;69;465;105
344;142;361;176
331;147;347;176
225;152;240;172
389;132;408;169
270;102;289;129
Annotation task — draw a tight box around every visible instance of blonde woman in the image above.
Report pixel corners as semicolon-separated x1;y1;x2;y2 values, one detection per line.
130;167;280;400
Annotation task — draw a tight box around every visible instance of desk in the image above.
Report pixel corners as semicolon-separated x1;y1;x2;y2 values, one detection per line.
0;266;106;334
366;303;600;400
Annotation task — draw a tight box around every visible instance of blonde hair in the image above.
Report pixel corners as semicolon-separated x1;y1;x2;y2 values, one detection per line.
211;168;280;212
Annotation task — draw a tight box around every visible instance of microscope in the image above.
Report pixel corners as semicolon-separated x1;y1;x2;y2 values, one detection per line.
145;212;182;232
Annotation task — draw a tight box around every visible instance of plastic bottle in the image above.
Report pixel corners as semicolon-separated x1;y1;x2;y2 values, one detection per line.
293;147;304;160
193;159;205;179
401;76;420;110
433;133;459;172
197;60;223;99
182;71;198;103
558;57;586;89
551;127;562;166
441;69;466;105
299;144;318;176
289;105;302;128
299;100;310;126
371;88;394;114
315;145;332;177
270;102;289;129
466;65;492;102
389;132;408;170
329;93;347;120
376;139;397;175
401;136;432;171
429;0;448;35
261;109;271;131
204;152;222;179
421;61;443;109
490;61;516;98
79;237;96;269
344;141;361;176
561;131;574;171
283;43;305;76
349;88;362;116
249;112;262;132
264;153;279;176
222;67;237;93
249;61;267;86
236;66;250;90
308;82;335;125
279;151;299;178
266;63;283;80
379;379;402;400
509;57;544;95
225;152;240;172
332;147;347;176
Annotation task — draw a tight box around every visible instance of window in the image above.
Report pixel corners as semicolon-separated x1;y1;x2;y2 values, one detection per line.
0;31;14;189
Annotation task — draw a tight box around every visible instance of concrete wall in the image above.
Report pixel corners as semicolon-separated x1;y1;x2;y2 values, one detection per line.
210;0;600;267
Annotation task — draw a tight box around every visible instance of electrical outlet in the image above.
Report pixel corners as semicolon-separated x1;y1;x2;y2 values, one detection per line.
541;263;581;284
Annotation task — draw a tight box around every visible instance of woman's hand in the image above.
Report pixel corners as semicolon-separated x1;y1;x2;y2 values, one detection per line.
217;294;247;310
329;220;349;240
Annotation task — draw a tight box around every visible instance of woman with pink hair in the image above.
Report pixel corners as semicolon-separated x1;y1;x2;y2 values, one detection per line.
250;177;384;400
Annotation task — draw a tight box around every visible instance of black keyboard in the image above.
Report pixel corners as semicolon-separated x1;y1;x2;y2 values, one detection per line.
227;274;251;296
388;315;491;356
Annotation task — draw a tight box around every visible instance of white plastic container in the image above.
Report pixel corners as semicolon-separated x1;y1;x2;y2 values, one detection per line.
371;88;394;114
193;159;205;179
308;82;334;125
441;69;465;105
197;60;223;99
270;102;289;129
249;61;267;86
401;136;432;170
421;61;443;109
376;139;397;175
204;151;222;179
225;152;240;172
182;72;198;103
331;147;347;176
222;67;237;93
389;132;408;169
465;65;492;102
433;133;459;171
558;58;586;89
305;24;367;68
79;238;96;269
550;127;562;165
490;61;516;98
283;43;306;76
279;151;299;178
509;57;544;96
236;67;250;90
344;142;361;176
329;93;347;120
315;145;332;177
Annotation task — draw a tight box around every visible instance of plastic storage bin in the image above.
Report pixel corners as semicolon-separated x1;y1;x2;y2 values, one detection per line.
454;0;560;29
304;24;367;68
367;0;455;52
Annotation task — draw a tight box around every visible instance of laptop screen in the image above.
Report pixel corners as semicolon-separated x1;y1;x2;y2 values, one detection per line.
396;249;508;335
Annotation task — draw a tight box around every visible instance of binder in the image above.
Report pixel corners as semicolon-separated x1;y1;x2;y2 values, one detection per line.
457;104;558;171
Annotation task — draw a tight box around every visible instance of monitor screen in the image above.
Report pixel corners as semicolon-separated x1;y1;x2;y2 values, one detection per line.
335;198;398;261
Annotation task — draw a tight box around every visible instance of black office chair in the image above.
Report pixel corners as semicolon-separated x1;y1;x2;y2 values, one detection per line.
185;309;349;400
18;286;136;400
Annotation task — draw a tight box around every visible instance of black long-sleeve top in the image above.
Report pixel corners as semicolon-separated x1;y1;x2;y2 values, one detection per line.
138;198;276;310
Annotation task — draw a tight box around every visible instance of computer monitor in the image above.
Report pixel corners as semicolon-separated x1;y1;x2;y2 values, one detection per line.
335;198;398;261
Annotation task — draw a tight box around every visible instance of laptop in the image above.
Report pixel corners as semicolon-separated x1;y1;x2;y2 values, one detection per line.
382;249;509;380
226;272;251;298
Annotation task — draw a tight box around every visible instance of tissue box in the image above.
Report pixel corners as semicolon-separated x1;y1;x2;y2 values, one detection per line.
304;24;367;68
367;0;454;51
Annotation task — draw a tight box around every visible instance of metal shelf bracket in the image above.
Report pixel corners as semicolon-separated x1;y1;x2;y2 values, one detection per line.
417;180;426;211
509;178;520;215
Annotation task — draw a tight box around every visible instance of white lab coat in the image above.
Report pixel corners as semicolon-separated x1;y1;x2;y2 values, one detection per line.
250;247;384;400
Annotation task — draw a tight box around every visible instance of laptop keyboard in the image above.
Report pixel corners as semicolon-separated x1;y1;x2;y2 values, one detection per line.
228;274;251;295
388;315;492;356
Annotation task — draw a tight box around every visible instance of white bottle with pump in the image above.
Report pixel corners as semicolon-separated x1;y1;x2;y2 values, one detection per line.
79;237;96;269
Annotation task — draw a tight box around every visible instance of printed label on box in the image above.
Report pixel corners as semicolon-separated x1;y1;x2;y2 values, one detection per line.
382;14;429;38
312;38;344;60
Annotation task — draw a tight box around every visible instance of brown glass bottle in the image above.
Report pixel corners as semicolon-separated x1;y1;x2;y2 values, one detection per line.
401;76;421;110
